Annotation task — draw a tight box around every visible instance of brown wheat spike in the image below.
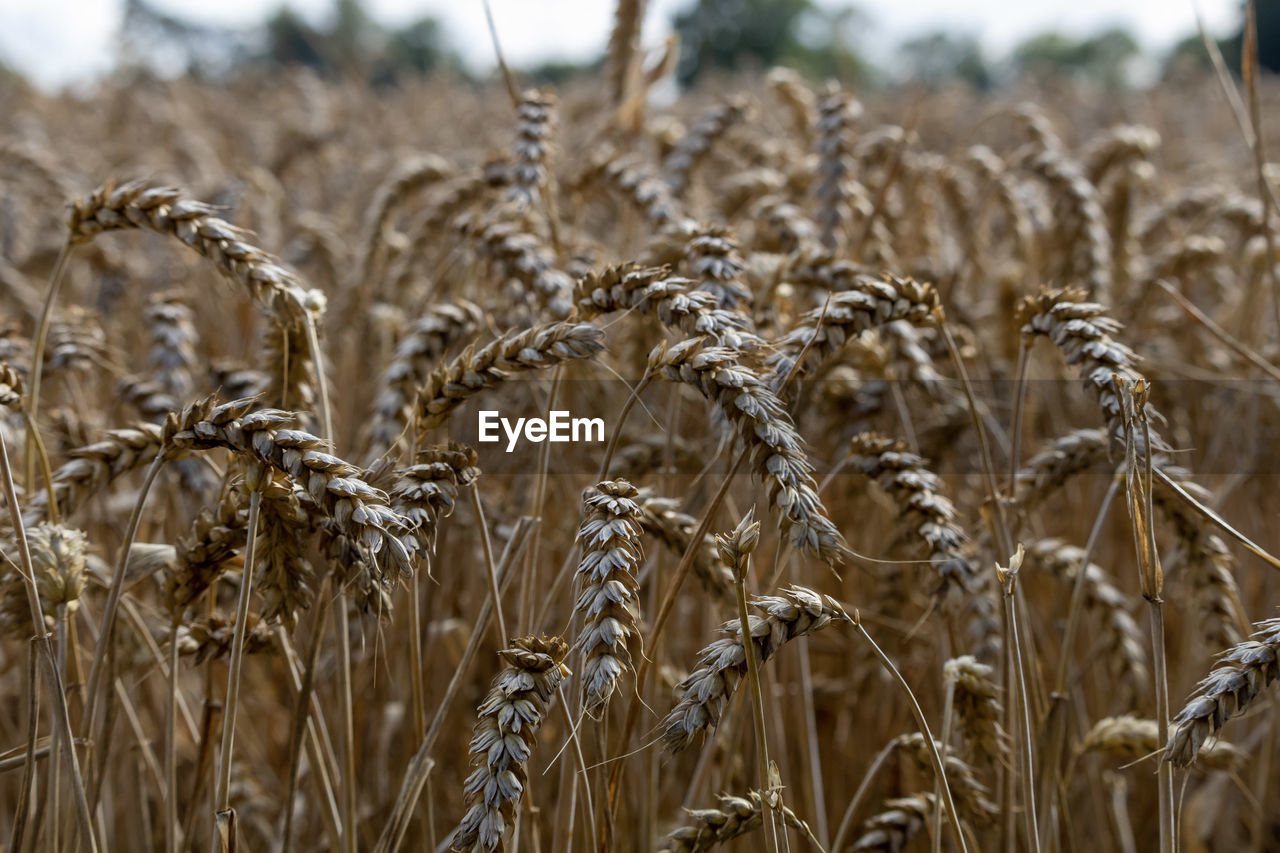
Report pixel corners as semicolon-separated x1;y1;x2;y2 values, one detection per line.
961;146;1033;268
1022;148;1113;300
1080;715;1243;773
143;291;198;402
175;612;275;664
681;226;753;311
261;314;319;418
460;212;575;318
384;171;499;296
766;67;817;145
507;89;556;211
365;300;485;461
769;267;939;383
68;180;315;325
255;473;314;631
944;655;1009;766
814;84;862;249
604;0;643;106
1013;428;1110;512
26;423;165;522
635;490;734;600
160;397;415;581
390;444;480;562
1024;538;1149;698
848;433;978;600
355;154;453;292
166;489;245;614
658;790;823;852
662;585;851;751
1083;125;1160;188
0;360;22;408
449;635;571;852
0;523;88;635
663;96;750;196
575;264;764;352
210;359;270;401
895;732;998;828
654;338;849;565
852;794;934;852
608;436;705;480
749;196;820;253
573;479;644;717
414;320;604;432
1017;286;1162;452
47;306;110;373
1165;617;1280;767
577;151;686;229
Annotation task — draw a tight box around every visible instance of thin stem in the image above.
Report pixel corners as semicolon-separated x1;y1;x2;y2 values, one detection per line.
603;450;748;846
595;371;654;482
1052;473;1123;696
1243;1;1280;336
408;570;427;743
166;615;181;853
1149;602;1174;853
302;310;335;446
469;484;508;644
0;431;99;853
9;636;40;853
25;237;72;491
1006;340;1030;503
50;604;66;852
830;737;899;853
999;567;1042;853
335;597;358;853
933;679;956;853
18;405;59;524
373;518;535;853
852;614;968;853
730;523;779;853
281;578;335;851
558;684;597;845
519;364;562;634
211;484;263;852
275;626;344;853
938;312;1013;556
797;637;829;850
83;455;166;750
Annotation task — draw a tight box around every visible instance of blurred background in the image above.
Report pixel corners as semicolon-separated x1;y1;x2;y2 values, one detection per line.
0;0;1270;94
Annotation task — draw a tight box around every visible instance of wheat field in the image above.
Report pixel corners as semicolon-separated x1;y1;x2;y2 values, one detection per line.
1;17;1280;853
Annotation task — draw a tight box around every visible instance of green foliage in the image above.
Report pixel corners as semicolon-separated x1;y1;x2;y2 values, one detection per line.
899;32;992;90
1162;32;1240;80
1254;0;1280;73
265;7;327;70
1012;27;1139;88
672;0;872;86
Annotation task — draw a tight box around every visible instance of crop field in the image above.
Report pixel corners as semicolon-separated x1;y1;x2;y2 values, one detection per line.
1;14;1280;853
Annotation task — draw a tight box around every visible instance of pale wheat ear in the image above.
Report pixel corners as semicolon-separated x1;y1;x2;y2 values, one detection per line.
661;585;851;753
657;790;821;853
1166;618;1280;768
571;478;644;718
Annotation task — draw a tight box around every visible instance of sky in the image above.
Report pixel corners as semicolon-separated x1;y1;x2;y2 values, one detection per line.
0;0;1242;90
